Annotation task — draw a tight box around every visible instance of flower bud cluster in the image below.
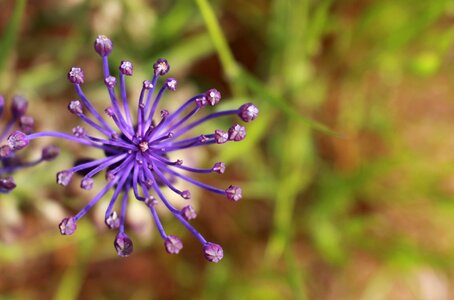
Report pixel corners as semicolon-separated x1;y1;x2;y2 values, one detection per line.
5;35;259;263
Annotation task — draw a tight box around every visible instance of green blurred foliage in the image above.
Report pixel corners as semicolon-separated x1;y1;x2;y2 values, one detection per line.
1;0;454;299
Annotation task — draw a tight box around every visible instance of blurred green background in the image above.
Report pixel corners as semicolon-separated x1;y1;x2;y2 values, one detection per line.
1;0;454;299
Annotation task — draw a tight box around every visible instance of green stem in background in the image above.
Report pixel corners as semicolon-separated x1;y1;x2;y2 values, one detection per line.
265;121;314;299
240;70;339;136
196;0;337;135
195;0;244;96
0;0;27;72
265;166;302;262
284;246;307;300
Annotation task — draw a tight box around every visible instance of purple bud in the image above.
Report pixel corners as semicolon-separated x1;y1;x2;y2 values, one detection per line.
228;124;246;141
144;179;153;189
68;67;84;84
104;107;114;117
57;171;73;186
143;80;154;90
68;100;83;114
7;131;29;150
181;205;197;221
72;126;85;137
81;177;94;190
164;235;183;254
160;110;169;118
181;190;191;200
105;211;120;229
119;60;133;76
104;76;117;88
59;217;77;235
165;78;177;91
11;95;28;118
94;35;113;57
19;116;34;134
205;89;221;106
0;145;12;158
225;185;242;201
105;170;116;182
145;195;158;207
0;95;4;116
214;129;228;144
238;103;259;122
0;176;16;193
203;242;224;263
196;96;208;108
114;232;134;257
212;162;225;174
153;58;170;76
41;145;60;161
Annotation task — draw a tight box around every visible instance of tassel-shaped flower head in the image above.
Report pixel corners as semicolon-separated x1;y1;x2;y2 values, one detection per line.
0;95;59;192
10;35;258;262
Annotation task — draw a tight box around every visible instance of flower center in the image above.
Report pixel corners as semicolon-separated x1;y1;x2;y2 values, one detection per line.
138;141;149;153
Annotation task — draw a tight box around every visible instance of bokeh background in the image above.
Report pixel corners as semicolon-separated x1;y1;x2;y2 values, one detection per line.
1;0;454;299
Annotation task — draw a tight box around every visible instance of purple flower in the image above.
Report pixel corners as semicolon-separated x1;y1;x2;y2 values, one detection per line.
13;35;258;262
203;242;224;263
181;205;197;221
59;216;77;235
164;235;183;254
114;232;133;257
0;95;59;193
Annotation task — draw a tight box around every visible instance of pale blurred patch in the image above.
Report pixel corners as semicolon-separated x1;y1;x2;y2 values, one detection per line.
91;0;123;36
0;195;22;243
417;268;449;300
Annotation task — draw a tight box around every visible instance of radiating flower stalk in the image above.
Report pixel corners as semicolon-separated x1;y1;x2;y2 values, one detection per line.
0;96;59;193
6;35;258;262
